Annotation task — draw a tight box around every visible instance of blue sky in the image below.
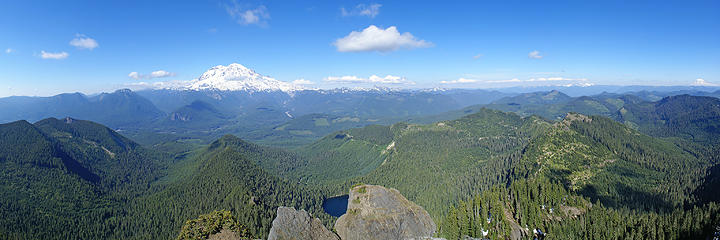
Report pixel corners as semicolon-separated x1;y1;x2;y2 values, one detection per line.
0;0;718;97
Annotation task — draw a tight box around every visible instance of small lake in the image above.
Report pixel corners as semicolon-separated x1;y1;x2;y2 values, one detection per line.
322;195;349;217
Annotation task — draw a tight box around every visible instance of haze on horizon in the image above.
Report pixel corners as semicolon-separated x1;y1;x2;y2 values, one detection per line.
0;0;718;97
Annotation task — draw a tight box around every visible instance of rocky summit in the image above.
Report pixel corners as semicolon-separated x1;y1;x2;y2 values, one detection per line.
334;184;437;240
267;207;339;240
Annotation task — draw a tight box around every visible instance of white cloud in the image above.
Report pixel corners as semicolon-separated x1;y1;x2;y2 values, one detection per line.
128;70;176;80
693;78;717;86
69;34;99;50
40;51;69;60
324;74;414;84
341;3;381;18
325;75;365;83
4;48;12;54
485;78;522;83
125;79;195;90
292;79;314;85
440;78;479;84
368;75;413;84
225;2;269;26
526;77;587;82
128;72;140;79
441;76;590;85
334;25;432;52
473;53;483;59
150;70;174;78
528;50;543;59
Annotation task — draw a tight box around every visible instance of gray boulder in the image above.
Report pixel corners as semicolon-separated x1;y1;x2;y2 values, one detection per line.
268;206;339;240
334;185;437;240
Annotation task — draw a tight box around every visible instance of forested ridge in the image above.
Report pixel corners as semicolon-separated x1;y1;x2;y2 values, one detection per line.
0;120;328;239
438;96;720;239
287;108;553;220
0;94;719;239
0;118;167;239
441;179;720;239
113;135;330;239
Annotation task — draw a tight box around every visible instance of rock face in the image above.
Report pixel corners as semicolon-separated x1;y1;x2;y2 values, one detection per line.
268;207;339;240
207;229;245;240
334;185;437;240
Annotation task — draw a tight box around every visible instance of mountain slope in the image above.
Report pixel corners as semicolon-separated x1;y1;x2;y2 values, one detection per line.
157;100;232;132
116;135;327;239
441;178;720;240
619;94;720;145
293;108;717;220
521;114;709;211
0;118;166;239
291;108;552;219
483;90;630;120
187;63;302;92
0;89;164;128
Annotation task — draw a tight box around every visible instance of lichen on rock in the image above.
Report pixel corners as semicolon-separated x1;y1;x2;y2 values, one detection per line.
334;184;437;240
267;206;339;240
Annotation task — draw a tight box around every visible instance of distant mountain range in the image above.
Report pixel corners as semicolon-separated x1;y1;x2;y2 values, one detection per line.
1;63;719;149
2;86;720;239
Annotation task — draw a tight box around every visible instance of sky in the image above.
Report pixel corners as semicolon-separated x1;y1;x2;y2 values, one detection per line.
0;0;719;97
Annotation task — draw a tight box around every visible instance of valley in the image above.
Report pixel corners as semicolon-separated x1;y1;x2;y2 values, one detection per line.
2;75;720;239
3;1;719;238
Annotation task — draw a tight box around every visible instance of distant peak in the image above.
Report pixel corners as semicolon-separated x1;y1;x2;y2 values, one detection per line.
115;88;133;93
225;63;251;70
183;63;303;92
562;113;592;124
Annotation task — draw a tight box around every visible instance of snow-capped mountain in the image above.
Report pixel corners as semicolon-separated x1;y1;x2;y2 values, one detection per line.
184;63;304;92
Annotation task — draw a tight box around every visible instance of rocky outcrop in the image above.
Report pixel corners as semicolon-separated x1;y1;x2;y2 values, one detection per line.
334;185;437;240
268;207;339;240
207;229;246;240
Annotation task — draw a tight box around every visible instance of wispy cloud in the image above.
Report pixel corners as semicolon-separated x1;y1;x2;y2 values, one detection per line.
341;3;381;18
528;50;543;59
128;70;176;80
4;48;12;54
69;34;99;50
40;51;69;60
440;78;479;84
325;75;364;83
484;78;523;83
526;77;587;82
325;74;414;84
292;79;314;85
334;25;432;52
441;76;590;85
693;78;717;86
473;53;483;59
225;1;269;26
125;79;195;90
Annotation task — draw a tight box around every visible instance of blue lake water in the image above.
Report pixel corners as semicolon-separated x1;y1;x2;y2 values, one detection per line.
322;194;349;217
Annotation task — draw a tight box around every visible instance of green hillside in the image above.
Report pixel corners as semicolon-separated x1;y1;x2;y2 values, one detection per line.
289;108;552;219
521;114;708;211
439;112;720;239
2;94;720;239
114;135;329;239
441;178;720;239
291;108;718;223
0;118;333;239
481;91;637;121
0;118;166;239
618;94;720;145
243;113;387;148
